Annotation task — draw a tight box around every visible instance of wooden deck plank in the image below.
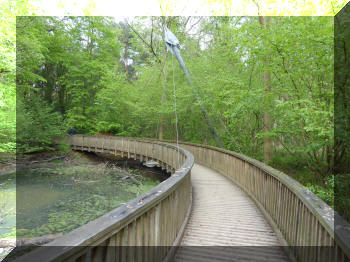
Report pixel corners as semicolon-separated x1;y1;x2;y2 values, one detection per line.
173;164;289;262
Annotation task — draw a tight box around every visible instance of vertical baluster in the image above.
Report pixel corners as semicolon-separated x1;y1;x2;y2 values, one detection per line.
127;139;130;159
105;235;116;262
121;227;128;262
127;220;136;262
149;208;155;261
154;204;161;261
134;140;136;160
143;213;149;262
136;217;143;262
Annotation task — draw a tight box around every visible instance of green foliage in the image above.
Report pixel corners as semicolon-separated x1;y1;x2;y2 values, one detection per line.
306;175;334;207
12;15;340;219
0;81;16;153
0;0;16;153
335;6;350;176
17;95;66;153
335;174;350;222
14;16;126;151
96;122;121;134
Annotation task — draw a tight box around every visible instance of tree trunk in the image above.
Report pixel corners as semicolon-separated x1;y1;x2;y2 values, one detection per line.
259;16;273;163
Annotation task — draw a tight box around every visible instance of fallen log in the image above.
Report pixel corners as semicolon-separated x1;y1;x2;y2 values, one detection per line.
0;233;63;248
30;155;66;164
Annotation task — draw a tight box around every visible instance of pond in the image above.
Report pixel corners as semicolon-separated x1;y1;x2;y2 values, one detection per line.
0;152;166;248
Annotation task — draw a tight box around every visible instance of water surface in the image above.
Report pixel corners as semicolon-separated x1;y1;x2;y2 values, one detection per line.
0;156;163;241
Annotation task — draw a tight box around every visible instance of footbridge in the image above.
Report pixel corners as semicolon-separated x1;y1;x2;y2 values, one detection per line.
16;135;350;262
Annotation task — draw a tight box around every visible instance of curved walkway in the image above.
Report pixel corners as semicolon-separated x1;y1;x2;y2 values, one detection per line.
173;164;289;262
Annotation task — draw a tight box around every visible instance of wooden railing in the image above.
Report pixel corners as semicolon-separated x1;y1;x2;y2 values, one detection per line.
14;135;350;262
16;135;194;262
175;141;350;262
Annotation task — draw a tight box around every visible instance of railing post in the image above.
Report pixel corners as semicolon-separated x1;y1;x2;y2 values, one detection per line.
128;139;130;159
276;181;282;229
120;138;123;158
155;204;161;260
294;200;300;251
88;135;91;152
134;140;136;160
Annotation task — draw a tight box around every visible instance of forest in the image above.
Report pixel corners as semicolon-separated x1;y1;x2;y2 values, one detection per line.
0;13;349;222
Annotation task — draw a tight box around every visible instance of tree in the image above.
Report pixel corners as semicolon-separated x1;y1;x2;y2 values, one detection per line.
13;15;335;207
258;16;272;163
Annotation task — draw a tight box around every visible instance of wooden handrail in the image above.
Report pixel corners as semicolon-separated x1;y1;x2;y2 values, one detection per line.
15;135;194;262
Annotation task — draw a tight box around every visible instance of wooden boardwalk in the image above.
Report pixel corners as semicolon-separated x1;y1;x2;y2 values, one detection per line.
18;136;348;262
173;164;289;262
